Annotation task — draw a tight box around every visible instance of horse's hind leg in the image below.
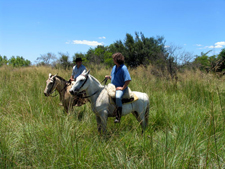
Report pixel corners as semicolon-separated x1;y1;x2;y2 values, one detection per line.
132;111;147;133
96;115;102;133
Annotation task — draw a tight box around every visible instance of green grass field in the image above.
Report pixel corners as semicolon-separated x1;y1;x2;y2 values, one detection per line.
0;65;225;168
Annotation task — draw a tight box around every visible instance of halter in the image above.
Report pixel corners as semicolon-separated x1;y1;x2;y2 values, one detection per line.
47;77;57;97
48;76;68;97
78;74;89;91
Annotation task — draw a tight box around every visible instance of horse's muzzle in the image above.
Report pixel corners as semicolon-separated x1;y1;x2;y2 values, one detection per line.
44;92;49;97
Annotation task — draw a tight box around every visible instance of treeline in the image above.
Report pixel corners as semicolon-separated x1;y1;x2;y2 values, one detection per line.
35;32;225;78
0;55;31;67
1;32;225;77
35;32;168;68
193;49;225;71
36;32;180;77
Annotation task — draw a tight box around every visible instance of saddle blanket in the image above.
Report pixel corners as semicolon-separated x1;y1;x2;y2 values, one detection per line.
110;92;138;105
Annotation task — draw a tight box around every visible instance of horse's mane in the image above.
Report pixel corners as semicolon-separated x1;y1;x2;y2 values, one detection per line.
90;75;103;87
54;75;67;82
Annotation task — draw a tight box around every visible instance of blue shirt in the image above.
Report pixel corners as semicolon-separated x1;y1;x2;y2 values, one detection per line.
72;65;86;79
111;64;131;88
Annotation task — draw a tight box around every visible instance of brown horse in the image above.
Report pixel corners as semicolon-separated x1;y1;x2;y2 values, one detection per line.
44;73;87;113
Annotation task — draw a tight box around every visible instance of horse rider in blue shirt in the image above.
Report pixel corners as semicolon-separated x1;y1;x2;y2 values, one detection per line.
105;52;131;123
70;58;86;81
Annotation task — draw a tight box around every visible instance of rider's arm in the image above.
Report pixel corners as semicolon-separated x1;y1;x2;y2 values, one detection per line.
70;75;74;81
116;80;131;90
122;80;131;90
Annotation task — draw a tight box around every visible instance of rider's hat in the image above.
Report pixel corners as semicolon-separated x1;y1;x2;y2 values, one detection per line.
74;58;83;62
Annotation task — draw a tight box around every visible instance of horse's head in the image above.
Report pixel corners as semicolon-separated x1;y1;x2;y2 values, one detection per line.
69;70;90;95
44;73;58;96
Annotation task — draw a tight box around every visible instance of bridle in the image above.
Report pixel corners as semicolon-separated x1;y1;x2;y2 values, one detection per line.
78;74;89;91
48;76;68;97
47;77;57;97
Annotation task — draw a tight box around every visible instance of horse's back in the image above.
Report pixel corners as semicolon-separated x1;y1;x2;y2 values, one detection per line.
133;91;149;102
132;91;149;109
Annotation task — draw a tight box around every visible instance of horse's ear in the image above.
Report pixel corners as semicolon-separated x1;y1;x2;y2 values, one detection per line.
49;73;52;78
81;70;86;74
83;70;90;76
52;74;57;80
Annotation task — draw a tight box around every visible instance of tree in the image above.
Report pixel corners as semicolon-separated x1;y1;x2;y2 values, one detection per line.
73;53;87;65
85;48;98;64
193;50;212;70
58;52;71;70
94;46;105;63
103;51;113;67
85;46;108;64
111;32;166;67
0;55;8;66
209;48;225;72
36;52;56;66
8;56;31;67
218;48;225;59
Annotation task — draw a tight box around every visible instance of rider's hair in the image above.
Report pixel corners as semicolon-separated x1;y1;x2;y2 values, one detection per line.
112;52;124;65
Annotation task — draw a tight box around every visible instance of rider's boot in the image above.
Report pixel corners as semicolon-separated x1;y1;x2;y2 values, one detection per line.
114;107;122;123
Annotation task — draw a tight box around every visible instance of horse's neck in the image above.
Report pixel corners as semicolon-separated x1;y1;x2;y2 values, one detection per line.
55;78;67;99
86;75;104;103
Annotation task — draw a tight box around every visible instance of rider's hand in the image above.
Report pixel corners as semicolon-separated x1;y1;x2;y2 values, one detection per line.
105;75;111;80
116;87;123;90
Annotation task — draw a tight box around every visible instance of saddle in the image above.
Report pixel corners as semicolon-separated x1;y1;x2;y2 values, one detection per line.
107;83;138;104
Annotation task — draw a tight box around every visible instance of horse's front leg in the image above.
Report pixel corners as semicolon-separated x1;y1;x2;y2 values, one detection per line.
96;116;102;133
63;104;69;114
96;110;108;134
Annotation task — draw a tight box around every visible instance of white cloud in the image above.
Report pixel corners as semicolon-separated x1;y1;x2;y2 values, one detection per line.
195;44;202;46
164;45;170;48
215;41;225;46
72;40;103;46
204;41;225;49
207;45;223;49
98;36;106;39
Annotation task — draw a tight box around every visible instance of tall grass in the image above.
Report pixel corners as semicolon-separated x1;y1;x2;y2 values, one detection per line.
0;65;225;168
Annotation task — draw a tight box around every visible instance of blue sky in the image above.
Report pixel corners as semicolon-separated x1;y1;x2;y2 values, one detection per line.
0;0;225;64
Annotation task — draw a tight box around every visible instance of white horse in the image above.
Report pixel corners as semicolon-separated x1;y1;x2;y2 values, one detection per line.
69;70;150;133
